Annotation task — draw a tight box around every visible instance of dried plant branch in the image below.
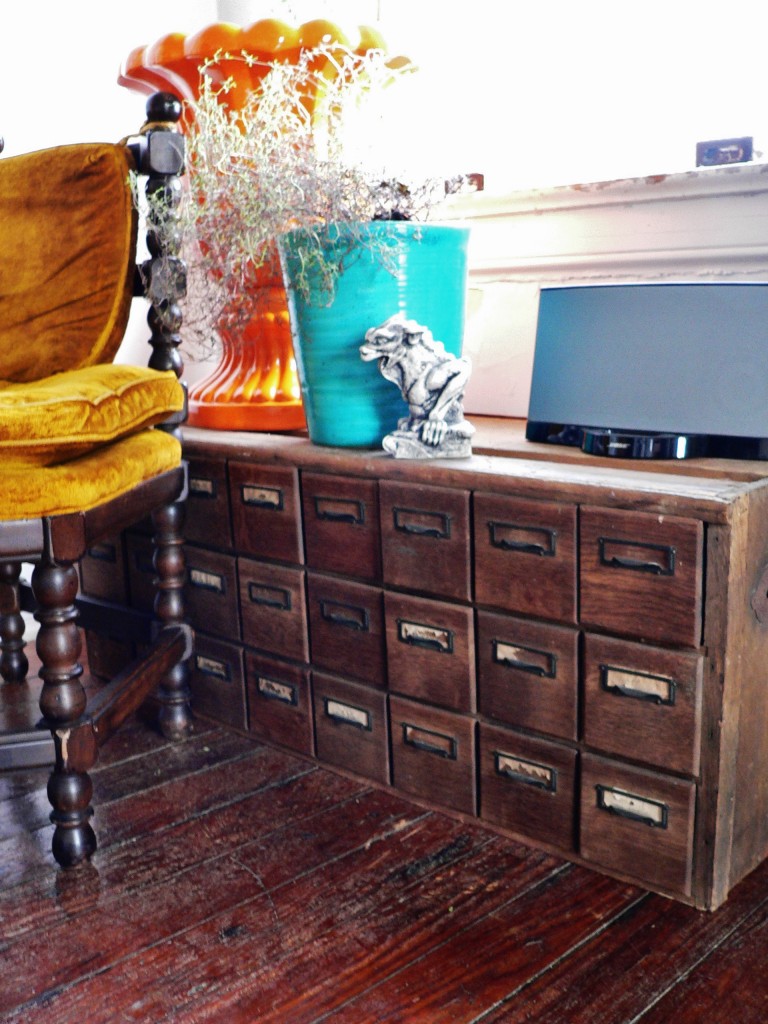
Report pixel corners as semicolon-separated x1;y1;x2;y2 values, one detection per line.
175;43;479;357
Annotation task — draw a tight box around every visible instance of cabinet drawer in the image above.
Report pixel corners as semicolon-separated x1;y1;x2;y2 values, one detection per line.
229;461;303;564
380;481;471;601
307;573;386;687
313;672;390;784
477;610;578;741
479;722;577;852
239;558;308;662
385;592;475;712
186;457;232;549
580;754;696;898
186;545;240;642
580;506;703;647
473;493;577;623
302;472;381;581
583;634;702;776
124;531;157;613
389;695;476;816
189;634;247;731
80;534;128;603
245;651;313;755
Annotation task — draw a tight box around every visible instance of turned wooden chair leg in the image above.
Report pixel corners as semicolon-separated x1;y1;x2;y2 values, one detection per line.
152;499;193;739
0;561;29;684
32;557;96;867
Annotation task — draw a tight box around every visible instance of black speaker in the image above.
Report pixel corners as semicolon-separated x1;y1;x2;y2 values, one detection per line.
525;283;768;460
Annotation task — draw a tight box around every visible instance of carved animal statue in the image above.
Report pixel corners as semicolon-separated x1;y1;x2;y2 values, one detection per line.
360;313;474;458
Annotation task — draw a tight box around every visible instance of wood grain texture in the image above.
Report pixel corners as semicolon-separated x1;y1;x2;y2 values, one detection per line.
3;689;768;1023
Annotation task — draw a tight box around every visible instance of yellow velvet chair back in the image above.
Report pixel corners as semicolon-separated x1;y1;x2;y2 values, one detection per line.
0;143;137;382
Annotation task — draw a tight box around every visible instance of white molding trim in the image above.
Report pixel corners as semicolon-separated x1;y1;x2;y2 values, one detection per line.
447;162;768;219
444;162;768;284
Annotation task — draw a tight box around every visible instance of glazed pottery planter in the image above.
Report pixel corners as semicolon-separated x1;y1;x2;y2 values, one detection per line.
280;222;470;448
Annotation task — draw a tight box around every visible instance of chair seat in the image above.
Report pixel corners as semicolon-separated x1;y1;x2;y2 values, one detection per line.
0;429;182;520
0;364;184;465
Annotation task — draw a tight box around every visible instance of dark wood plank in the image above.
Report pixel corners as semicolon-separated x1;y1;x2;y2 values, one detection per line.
3;804;477;1020
634;878;768;1024
3;704;768;1023
291;869;643;1023
476;856;768;1023
0;745;332;942
87;831;562;1023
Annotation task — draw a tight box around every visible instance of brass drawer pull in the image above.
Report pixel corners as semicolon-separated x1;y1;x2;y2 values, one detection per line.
494;752;557;792
600;665;676;706
596;784;668;829
314;496;365;524
247;583;291;611
256;675;297;706
242;484;284;511
320;600;370;632
194;654;231;682
599;537;676;576
189;568;226;595
393;507;451;539
323;698;371;731
493;640;557;678
398;619;454;654
488;521;557;556
402;722;457;760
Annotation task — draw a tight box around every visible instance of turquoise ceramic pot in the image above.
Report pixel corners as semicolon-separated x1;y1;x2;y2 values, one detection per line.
279;222;470;448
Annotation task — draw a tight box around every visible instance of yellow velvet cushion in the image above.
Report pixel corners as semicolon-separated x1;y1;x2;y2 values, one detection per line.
0;143;136;383
0;364;185;466
0;430;182;521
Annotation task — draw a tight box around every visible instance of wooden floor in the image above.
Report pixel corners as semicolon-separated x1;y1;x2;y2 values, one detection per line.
3;674;768;1022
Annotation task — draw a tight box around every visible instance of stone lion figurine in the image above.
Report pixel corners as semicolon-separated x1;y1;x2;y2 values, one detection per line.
360;313;474;459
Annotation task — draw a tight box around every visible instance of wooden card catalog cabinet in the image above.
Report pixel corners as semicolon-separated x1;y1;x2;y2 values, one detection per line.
177;425;768;910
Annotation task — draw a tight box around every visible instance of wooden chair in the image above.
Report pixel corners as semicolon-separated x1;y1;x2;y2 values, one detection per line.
0;93;194;868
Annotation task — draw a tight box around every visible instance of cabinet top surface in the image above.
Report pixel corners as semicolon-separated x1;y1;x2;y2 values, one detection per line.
182;418;768;522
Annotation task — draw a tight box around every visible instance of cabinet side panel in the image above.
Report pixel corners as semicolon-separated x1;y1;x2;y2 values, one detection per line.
726;486;768;891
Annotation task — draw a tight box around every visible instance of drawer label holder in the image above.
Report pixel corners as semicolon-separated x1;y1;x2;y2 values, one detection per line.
189;568;226;595
402;722;457;760
323;698;371;731
194;654;232;682
248;583;292;611
488;521;557;557
86;541;118;564
493;639;557;678
320;600;370;633
242;485;284;511
189;476;217;499
314;496;365;525
595;784;669;829
398;619;454;655
495;751;557;792
600;664;676;706
393;507;451;539
598;537;676;576
256;675;297;706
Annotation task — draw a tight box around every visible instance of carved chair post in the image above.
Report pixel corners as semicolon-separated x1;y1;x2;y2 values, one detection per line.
0;561;28;683
33;554;97;866
152;499;192;739
132;92;193;739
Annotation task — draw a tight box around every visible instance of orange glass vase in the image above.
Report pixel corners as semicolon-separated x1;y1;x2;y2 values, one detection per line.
118;18;393;432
